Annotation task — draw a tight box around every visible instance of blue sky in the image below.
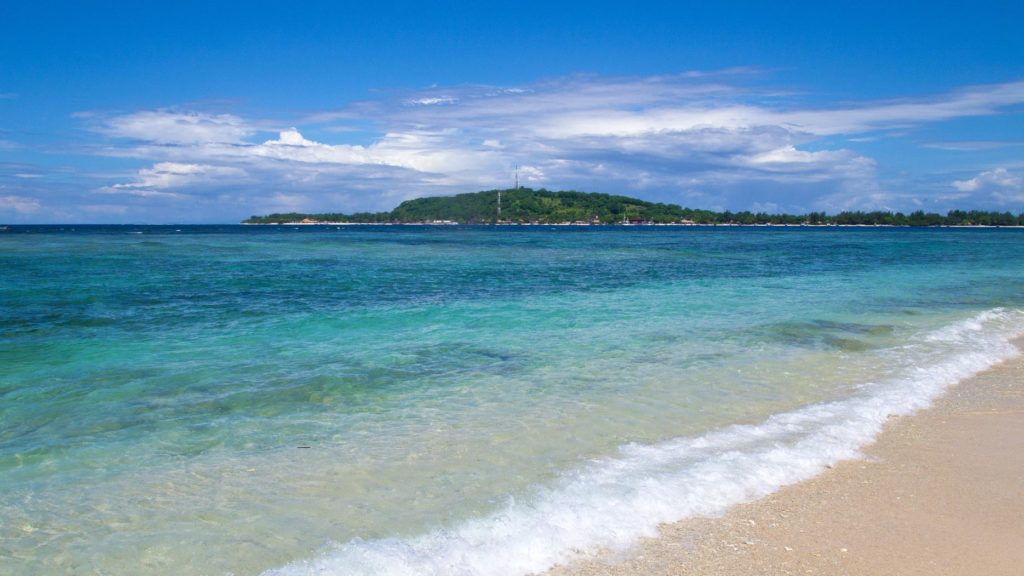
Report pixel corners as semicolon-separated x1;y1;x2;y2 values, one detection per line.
1;1;1023;223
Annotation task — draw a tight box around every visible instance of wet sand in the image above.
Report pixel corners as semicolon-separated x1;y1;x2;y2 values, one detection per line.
549;343;1024;576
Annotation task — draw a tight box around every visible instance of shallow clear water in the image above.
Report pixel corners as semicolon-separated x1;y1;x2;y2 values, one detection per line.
2;225;1023;575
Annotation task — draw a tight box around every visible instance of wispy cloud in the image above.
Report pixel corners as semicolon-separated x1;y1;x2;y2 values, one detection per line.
771;81;1024;135
100;162;247;197
94;110;254;145
73;74;1024;219
923;140;1024;151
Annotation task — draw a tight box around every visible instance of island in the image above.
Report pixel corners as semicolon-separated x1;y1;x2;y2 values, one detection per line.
243;187;1024;227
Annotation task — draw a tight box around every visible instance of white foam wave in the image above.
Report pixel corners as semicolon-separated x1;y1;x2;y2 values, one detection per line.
265;308;1024;576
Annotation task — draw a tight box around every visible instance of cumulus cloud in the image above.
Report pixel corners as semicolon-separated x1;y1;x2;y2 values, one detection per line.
80;74;1024;218
952;168;1022;192
951;168;1024;205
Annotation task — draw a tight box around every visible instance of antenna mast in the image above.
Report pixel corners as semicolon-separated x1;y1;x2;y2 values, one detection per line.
515;164;519;189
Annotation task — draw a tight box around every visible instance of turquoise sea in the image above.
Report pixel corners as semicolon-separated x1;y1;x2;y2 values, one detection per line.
2;225;1023;575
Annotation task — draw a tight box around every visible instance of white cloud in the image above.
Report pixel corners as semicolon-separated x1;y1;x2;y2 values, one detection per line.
407;97;459;106
101;162;247;197
367;76;1024;140
775;81;1024;135
97;110;252;144
272;128;317;147
923;140;1024;151
0;194;41;213
81;74;1024;217
952;168;1021;192
517;164;545;183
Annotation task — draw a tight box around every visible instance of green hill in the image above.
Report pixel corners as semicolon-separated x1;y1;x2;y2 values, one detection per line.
389;188;694;223
245;188;745;224
242;187;1024;227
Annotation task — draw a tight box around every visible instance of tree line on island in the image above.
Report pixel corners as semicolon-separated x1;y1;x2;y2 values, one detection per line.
243;188;1024;227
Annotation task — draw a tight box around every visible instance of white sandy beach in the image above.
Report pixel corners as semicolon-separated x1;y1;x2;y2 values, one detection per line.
548;341;1024;576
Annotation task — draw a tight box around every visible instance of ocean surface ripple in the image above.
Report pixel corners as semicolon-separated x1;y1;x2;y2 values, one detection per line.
2;225;1023;575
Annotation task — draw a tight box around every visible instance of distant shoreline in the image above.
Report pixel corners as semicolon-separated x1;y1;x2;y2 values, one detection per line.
6;223;1024;229
240;221;1024;228
241;188;1024;227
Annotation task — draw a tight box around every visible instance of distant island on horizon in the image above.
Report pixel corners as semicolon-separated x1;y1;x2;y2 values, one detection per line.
243;188;1024;227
